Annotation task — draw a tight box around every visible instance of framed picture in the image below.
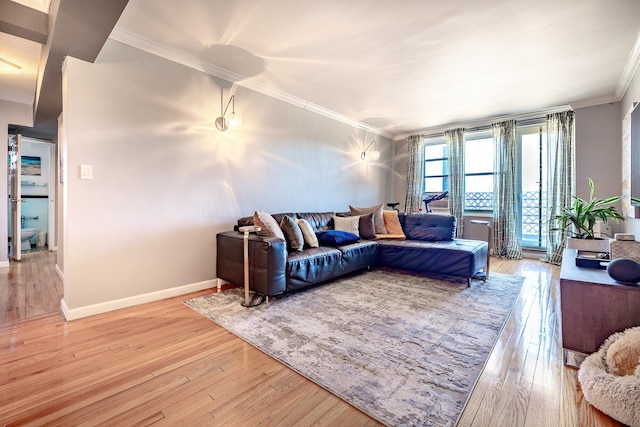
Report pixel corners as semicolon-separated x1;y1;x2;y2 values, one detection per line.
21;155;42;176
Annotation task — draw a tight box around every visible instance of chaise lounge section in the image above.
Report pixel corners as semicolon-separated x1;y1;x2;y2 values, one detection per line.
216;210;488;298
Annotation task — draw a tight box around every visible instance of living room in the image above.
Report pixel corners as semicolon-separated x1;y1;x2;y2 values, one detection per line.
1;0;640;425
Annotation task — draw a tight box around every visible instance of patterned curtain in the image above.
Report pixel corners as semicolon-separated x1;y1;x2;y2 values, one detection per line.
545;111;575;264
492;120;522;259
404;136;425;213
445;128;465;238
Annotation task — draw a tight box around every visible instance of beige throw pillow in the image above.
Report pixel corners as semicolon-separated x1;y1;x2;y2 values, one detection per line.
349;203;387;234
334;215;360;236
296;218;319;248
253;210;285;240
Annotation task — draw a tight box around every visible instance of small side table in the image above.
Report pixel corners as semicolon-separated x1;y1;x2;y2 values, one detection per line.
238;225;264;307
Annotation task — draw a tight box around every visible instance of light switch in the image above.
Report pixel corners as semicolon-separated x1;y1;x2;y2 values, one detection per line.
80;164;93;180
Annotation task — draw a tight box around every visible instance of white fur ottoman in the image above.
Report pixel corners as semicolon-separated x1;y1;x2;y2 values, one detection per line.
578;326;640;427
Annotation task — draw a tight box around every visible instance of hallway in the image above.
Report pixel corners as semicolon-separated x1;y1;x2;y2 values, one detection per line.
0;250;62;325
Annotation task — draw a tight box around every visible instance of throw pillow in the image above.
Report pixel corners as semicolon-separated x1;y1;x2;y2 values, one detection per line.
382;210;405;238
253;210;285;240
334;215;360;236
296;218;319;248
316;230;360;246
349;203;387;234
358;212;377;239
280;215;304;252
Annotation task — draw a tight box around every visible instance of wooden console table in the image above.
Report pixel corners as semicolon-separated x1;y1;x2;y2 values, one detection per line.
560;248;640;364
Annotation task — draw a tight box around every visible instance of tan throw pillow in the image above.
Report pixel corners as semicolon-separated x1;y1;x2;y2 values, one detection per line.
253;210;285;240
296;218;319;248
334;215;360;236
382;210;405;238
349;203;387;234
605;328;640;376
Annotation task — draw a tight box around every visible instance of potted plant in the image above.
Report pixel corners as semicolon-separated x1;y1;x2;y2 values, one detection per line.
551;178;625;253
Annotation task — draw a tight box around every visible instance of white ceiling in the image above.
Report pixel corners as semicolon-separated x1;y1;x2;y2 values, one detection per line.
2;0;640;139
0;30;41;105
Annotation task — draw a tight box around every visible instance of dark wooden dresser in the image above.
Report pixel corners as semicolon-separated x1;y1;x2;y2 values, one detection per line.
560;248;640;362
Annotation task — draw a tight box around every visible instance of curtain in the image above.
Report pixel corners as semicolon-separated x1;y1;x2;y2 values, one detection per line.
545;111;575;264
404;136;425;213
492;120;522;259
445;128;465;238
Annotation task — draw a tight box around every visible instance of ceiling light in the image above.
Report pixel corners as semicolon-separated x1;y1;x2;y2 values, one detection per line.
0;58;21;75
361;140;380;161
215;94;242;131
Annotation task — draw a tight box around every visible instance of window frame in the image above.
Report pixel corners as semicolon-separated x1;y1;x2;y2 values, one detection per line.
463;131;494;212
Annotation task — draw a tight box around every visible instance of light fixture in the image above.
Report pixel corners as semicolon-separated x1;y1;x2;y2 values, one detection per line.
361;139;380;161
0;58;21;75
215;93;242;131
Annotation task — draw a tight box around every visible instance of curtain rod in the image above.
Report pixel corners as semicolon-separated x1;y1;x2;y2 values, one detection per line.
409;116;548;140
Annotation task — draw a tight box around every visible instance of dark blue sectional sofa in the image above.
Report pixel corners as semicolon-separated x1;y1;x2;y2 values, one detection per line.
216;212;489;298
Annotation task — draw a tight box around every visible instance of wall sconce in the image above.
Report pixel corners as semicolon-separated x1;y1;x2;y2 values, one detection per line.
361;140;380;161
215;94;242;131
0;58;21;75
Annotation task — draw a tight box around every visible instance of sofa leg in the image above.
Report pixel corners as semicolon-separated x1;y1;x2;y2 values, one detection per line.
467;278;471;287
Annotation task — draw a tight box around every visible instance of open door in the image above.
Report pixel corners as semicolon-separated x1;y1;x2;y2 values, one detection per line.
9;134;22;260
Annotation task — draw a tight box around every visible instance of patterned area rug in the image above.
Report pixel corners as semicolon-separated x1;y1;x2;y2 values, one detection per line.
184;268;524;426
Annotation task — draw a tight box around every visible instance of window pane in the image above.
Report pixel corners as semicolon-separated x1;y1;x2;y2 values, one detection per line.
425;160;447;177
425;177;446;193
465;138;493;174
465;175;493;210
425;144;447;159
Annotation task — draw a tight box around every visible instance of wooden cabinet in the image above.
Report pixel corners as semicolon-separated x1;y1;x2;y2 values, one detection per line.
560;248;640;359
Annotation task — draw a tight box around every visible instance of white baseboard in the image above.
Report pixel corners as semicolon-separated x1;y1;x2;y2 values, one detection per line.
60;279;217;321
55;264;64;281
0;259;9;269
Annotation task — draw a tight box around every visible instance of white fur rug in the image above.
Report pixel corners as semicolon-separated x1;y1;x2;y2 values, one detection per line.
578;326;640;427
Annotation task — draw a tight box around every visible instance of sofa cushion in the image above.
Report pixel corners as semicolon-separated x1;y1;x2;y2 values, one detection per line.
358;212;377;239
382;210;406;238
253;210;286;240
403;214;455;241
349;204;387;234
296;218;319;248
280;215;305;252
334;215;360;236
316;230;360;246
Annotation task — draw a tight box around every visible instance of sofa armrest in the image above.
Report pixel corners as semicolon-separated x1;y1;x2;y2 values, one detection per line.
216;231;287;296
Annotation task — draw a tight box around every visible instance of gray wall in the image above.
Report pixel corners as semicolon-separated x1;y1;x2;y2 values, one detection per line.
574;102;623;233
622;62;640;236
60;40;392;316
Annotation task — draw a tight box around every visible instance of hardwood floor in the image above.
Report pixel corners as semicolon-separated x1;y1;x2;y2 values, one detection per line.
0;252;624;426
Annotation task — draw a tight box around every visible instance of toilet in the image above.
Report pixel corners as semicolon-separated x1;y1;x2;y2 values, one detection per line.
21;227;36;251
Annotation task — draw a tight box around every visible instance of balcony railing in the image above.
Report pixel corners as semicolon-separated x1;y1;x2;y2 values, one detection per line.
464;191;547;248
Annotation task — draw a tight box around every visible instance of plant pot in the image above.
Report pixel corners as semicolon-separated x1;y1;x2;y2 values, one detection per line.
566;237;611;253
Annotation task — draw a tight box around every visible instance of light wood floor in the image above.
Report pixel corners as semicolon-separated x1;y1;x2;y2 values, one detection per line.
0;252;623;426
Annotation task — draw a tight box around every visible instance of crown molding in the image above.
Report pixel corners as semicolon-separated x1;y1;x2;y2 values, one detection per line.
109;28;392;139
616;29;640;100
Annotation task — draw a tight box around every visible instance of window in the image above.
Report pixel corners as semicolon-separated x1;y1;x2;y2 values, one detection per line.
518;124;547;249
421;123;548;249
464;134;494;211
423;141;448;193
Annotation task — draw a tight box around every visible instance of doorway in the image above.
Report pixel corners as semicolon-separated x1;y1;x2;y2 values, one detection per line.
7;135;56;259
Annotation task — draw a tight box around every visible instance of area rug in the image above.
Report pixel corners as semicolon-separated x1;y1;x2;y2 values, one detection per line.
184;268;525;426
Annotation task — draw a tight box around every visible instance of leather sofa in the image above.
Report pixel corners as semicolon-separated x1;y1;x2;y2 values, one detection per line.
216;212;488;298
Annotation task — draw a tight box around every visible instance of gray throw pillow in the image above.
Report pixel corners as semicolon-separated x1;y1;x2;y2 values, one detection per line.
349;203;387;234
280;215;304;252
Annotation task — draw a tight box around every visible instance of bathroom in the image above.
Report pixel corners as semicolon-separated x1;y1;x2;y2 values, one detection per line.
8;136;54;253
